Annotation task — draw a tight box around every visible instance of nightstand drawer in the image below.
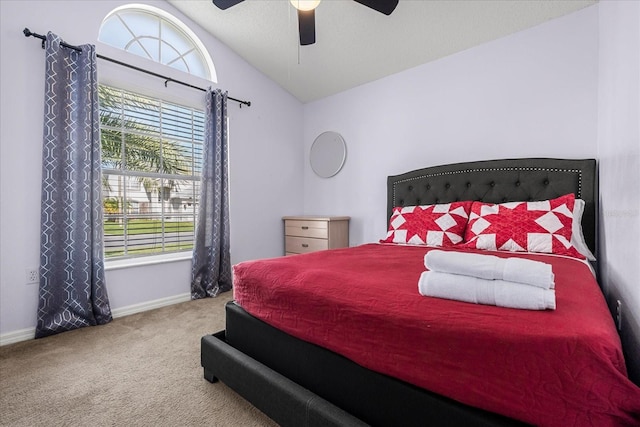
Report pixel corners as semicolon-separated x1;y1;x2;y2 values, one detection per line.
285;236;328;254
282;216;349;256
285;220;328;239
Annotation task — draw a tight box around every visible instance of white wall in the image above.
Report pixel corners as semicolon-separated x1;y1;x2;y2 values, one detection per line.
302;6;599;246
597;0;640;383
0;0;303;337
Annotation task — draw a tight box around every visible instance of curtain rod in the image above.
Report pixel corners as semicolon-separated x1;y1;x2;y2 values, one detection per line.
23;28;251;108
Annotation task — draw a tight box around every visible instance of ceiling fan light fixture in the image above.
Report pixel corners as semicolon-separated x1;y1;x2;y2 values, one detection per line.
289;0;321;11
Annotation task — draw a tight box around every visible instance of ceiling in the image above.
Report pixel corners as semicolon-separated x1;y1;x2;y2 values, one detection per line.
168;0;597;103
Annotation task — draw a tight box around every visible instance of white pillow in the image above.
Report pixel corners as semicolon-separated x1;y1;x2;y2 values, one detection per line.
572;199;596;261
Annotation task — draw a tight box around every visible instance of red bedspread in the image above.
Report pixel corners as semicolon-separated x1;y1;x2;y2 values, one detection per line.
233;244;640;426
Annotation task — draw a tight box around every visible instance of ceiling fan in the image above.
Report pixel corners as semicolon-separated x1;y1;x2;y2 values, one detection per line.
212;0;399;46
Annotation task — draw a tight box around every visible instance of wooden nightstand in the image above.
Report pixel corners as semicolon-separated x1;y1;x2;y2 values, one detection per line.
283;216;350;256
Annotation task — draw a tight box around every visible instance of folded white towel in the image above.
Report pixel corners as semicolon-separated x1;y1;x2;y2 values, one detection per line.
418;271;556;310
424;250;555;289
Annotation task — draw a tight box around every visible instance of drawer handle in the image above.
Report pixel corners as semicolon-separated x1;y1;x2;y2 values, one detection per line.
302;244;309;248
301;226;309;230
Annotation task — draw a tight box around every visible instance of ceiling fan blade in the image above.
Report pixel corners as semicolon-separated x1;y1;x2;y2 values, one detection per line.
352;0;398;15
297;9;316;46
212;0;245;10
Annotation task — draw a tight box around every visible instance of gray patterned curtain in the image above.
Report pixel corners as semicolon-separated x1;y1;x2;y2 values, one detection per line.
36;32;112;338
191;89;232;298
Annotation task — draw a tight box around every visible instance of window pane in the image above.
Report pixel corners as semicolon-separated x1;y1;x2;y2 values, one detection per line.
99;86;123;126
103;171;126;258
103;175;198;257
119;11;159;40
98;6;214;81
138;36;160;62
161;20;192;54
160;42;183;67
101;129;122;169
100;85;204;260
122;92;160;134
163;103;196;141
99;16;133;49
125;41;152;61
162;140;190;176
182;50;209;80
123;134;163;173
169;59;189;74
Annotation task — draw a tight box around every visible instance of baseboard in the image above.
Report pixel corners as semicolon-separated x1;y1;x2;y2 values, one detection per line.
0;328;36;346
110;293;191;318
0;292;192;347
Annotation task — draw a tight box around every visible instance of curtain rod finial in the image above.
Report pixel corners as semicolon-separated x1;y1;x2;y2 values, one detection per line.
23;28;32;37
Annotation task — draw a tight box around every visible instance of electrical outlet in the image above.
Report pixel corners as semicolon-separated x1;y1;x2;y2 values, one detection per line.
615;300;622;331
25;268;39;284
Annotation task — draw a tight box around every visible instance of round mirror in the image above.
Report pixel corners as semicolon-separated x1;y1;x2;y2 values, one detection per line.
310;131;346;178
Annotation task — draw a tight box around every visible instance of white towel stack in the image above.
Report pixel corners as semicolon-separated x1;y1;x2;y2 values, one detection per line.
424;250;555;289
418;250;556;310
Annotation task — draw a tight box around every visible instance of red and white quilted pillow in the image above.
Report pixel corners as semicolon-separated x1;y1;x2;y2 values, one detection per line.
462;193;585;259
381;201;472;247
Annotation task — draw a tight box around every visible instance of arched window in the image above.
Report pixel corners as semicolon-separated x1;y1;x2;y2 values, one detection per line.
99;4;217;82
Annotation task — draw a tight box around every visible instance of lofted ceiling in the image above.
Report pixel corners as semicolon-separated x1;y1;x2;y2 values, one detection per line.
168;0;597;103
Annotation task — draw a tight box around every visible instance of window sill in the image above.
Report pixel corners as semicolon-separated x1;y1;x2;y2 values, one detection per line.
105;251;192;271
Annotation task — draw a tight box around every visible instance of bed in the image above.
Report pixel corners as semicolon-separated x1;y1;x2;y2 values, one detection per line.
201;158;640;426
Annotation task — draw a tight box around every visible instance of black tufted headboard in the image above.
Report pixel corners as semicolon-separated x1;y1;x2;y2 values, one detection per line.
387;158;598;255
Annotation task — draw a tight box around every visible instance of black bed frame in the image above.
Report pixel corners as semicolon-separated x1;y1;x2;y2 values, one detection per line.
201;158;598;427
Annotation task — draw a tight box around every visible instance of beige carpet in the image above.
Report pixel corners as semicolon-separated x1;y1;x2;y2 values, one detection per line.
0;292;278;427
